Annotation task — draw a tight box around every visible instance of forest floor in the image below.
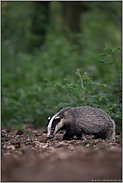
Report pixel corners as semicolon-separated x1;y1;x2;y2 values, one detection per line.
1;123;122;182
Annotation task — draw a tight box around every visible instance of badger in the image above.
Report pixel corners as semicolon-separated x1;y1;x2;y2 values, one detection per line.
47;106;115;140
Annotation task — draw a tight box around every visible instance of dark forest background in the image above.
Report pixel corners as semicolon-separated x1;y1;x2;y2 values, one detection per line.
1;1;122;132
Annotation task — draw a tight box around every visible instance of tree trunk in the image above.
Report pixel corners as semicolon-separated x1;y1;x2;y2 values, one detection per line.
62;2;88;45
63;2;82;34
29;1;50;52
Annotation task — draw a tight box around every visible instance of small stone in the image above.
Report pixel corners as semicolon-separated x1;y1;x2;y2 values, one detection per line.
35;133;41;136
1;130;6;137
35;142;48;149
3;145;7;149
11;140;20;146
7;145;15;150
32;130;38;134
86;144;90;147
1;134;6;138
16;135;20;138
1;130;6;134
27;138;31;141
5;137;10;142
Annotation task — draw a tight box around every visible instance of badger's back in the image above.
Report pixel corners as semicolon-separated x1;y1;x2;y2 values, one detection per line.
65;107;115;135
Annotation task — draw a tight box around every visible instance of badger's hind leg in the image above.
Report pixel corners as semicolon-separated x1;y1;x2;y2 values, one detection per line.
94;132;106;139
106;120;115;140
76;133;82;140
106;127;115;140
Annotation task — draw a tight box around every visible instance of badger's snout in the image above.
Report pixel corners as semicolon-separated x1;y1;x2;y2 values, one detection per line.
47;115;64;139
47;134;54;139
47;127;55;139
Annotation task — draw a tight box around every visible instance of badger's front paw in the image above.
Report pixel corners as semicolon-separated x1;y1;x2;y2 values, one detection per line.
63;132;73;140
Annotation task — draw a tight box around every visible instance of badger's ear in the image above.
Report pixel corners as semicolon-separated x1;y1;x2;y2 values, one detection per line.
55;116;60;120
55;116;61;122
47;117;51;126
48;117;51;120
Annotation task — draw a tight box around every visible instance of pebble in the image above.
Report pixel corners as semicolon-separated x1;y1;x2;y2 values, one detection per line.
32;130;38;134
86;144;90;147
27;138;31;141
7;145;15;150
35;142;48;149
11;140;20;146
1;130;6;134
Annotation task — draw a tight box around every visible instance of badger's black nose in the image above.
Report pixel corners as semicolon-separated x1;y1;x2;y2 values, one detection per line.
47;135;54;139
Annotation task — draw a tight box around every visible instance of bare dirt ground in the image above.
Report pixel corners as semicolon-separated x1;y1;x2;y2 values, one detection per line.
1;124;122;182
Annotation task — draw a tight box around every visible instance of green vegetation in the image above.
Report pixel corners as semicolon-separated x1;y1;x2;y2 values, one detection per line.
2;2;121;132
53;46;121;131
15;124;27;133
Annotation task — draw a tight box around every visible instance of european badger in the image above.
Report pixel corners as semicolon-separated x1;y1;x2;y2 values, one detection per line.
47;107;115;140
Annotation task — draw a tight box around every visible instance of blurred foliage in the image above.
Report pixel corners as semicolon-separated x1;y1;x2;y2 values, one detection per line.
1;2;122;131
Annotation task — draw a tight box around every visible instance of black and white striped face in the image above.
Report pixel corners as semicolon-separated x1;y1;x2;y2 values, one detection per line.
47;115;64;139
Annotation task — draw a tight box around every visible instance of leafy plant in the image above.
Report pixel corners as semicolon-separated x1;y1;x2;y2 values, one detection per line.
53;45;122;131
117;135;122;140
15;124;27;133
1;36;121;132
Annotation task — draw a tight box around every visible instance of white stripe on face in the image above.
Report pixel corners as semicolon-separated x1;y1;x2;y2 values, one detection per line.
48;114;58;128
47;113;58;137
54;120;64;135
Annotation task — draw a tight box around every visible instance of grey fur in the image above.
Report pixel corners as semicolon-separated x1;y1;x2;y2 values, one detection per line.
47;106;115;140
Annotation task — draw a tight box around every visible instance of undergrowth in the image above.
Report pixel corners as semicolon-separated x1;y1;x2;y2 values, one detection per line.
2;44;121;132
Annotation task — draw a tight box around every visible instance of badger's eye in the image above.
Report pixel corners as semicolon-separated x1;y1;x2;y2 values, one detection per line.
51;128;55;132
51;128;55;135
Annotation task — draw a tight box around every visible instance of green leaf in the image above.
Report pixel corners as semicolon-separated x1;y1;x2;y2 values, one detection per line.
98;96;103;101
102;84;106;87
116;47;121;51
100;54;107;57
95;83;101;86
100;60;108;64
115;114;121;118
112;49;115;54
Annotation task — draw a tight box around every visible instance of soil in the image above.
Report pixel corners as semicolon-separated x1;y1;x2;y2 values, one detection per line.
1;124;122;182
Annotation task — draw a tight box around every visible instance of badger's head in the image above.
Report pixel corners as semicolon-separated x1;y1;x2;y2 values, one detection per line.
47;114;64;139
